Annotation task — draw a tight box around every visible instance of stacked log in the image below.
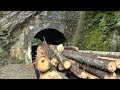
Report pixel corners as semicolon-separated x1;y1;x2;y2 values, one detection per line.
34;41;120;79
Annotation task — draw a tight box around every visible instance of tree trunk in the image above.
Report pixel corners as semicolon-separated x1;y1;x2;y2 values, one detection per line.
62;50;116;72
97;56;120;69
69;60;99;79
72;11;86;46
79;63;117;79
58;72;69;79
78;50;120;58
85;72;100;79
70;64;88;79
41;41;56;60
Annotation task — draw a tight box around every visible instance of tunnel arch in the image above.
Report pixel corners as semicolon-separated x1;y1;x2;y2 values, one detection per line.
25;24;67;66
31;28;67;60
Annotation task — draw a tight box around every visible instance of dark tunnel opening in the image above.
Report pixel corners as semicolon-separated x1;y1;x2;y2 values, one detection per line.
31;28;67;79
34;28;67;45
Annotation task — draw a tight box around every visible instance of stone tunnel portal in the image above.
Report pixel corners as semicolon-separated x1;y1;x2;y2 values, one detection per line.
31;28;67;60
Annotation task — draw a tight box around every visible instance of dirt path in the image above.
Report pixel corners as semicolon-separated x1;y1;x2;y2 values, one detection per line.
0;64;37;79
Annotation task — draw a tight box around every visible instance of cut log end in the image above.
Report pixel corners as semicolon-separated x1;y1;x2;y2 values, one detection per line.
69;60;79;67
115;59;120;69
108;61;116;72
40;71;63;79
36;45;47;58
57;44;64;52
63;61;71;69
58;63;65;71
78;71;88;79
69;60;77;65
104;73;117;79
36;57;50;72
50;58;59;67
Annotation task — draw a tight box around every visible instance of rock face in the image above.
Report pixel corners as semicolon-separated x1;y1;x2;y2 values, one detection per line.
0;11;81;65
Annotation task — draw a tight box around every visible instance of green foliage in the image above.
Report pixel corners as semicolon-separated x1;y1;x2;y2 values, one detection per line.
32;38;42;45
79;11;120;51
83;28;112;51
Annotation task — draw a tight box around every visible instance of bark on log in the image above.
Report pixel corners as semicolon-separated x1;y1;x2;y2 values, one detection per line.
70;64;88;79
49;45;71;69
97;56;120;69
42;42;71;70
64;46;79;51
115;70;120;79
79;63;117;79
41;42;70;71
79;50;120;58
116;74;120;79
69;60;99;79
58;71;69;79
69;60;87;79
66;71;79;79
41;41;55;59
115;69;120;75
85;72;100;79
62;50;116;72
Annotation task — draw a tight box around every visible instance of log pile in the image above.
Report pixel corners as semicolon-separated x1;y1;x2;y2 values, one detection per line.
34;40;120;79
